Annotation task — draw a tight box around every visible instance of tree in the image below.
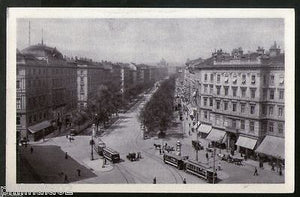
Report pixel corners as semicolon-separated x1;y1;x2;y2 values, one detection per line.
139;75;176;137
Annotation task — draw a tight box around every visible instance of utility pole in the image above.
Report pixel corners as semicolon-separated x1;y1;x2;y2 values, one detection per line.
213;147;216;184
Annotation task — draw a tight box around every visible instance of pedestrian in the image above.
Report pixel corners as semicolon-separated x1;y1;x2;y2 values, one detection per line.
183;178;186;184
279;164;282;176
259;160;264;169
153;177;156;184
30;147;33;154
159;148;161;155
218;162;222;171
65;152;68;159
76;169;81;176
206;152;209;162
253;167;258;176
66;134;68;139
271;162;275;171
64;174;68;183
69;136;72;142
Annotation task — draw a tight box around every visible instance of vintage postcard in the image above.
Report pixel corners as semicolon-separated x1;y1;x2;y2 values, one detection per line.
5;8;294;193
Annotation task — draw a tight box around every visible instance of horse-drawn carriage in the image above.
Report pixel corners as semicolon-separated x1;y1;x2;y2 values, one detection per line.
217;153;243;165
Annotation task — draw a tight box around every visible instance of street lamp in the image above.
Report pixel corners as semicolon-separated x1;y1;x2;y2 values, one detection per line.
89;124;96;160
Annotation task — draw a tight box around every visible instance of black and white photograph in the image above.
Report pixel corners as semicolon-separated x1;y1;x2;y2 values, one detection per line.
6;8;294;193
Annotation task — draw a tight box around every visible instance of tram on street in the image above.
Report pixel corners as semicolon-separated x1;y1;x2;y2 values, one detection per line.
93;138;106;156
163;152;185;170
103;147;120;163
184;160;217;183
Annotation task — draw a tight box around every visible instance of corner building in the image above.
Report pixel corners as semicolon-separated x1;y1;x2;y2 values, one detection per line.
191;43;284;162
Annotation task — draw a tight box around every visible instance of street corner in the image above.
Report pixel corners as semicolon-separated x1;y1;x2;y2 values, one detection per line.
82;158;114;172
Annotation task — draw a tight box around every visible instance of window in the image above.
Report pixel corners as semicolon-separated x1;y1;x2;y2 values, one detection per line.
204;98;207;106
216;101;220;109
16;98;21;109
279;76;284;86
29;116;32;124
217;74;221;83
204;111;208;119
224;75;229;84
224;101;228;110
80;77;84;82
263;75;266;85
241;103;245;113
279;90;284;99
263;89;267;99
270;89;274;100
262;105;267;115
232;87;237;97
209;85;213;94
80;85;84;92
278;107;283;117
241;87;246;98
250;105;255;114
269;106;273;116
232;77;237;84
250;121;254;132
250;88;256;99
270;75;275;85
209;98;213;106
224;86;229;96
240;120;245;130
242;74;246;84
278;123;284;133
17;80;20;89
44;112;46;118
210;74;214;82
204;74;207;81
232;119;236;129
216;86;221;95
232;103;237;112
204;85;208;93
251;75;256;84
269;122;274;132
16;116;20;125
33;114;37;122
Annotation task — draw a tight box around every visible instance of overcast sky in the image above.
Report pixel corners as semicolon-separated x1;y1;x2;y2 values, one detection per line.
17;18;284;64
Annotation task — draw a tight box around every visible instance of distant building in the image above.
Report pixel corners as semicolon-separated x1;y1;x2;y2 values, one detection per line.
186;42;284;162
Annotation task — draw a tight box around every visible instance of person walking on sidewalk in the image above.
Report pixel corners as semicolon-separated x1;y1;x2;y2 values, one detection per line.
65;152;68;159
253;167;259;176
206;152;209;163
153;177;156;184
183;178;186;184
76;169;81;176
30;147;33;154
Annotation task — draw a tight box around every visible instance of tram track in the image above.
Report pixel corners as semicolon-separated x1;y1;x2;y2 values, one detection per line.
133;130;184;184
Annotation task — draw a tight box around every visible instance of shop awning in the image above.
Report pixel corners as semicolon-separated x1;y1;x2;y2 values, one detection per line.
198;123;212;134
206;128;226;142
235;136;257;150
28;120;51;134
193;121;201;130
256;135;284;159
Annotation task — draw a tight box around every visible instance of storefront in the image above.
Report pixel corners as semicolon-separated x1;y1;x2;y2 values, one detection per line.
235;135;257;159
28;120;53;141
198;123;212;138
206;128;226;149
256;135;284;166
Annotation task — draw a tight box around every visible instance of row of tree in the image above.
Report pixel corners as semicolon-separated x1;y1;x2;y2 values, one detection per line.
139;76;176;137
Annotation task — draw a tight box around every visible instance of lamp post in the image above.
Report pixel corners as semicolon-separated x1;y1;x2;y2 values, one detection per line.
89;124;96;161
213;147;216;184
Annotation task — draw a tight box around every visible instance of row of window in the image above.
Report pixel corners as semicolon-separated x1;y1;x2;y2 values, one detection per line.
203;73;284;86
202;85;284;100
202;98;284;117
24;67;76;76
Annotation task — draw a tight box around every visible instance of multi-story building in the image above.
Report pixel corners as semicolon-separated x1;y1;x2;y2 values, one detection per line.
187;42;284;161
17;43;77;141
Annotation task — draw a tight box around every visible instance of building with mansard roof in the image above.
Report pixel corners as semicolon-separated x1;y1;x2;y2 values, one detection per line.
185;42;284;162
